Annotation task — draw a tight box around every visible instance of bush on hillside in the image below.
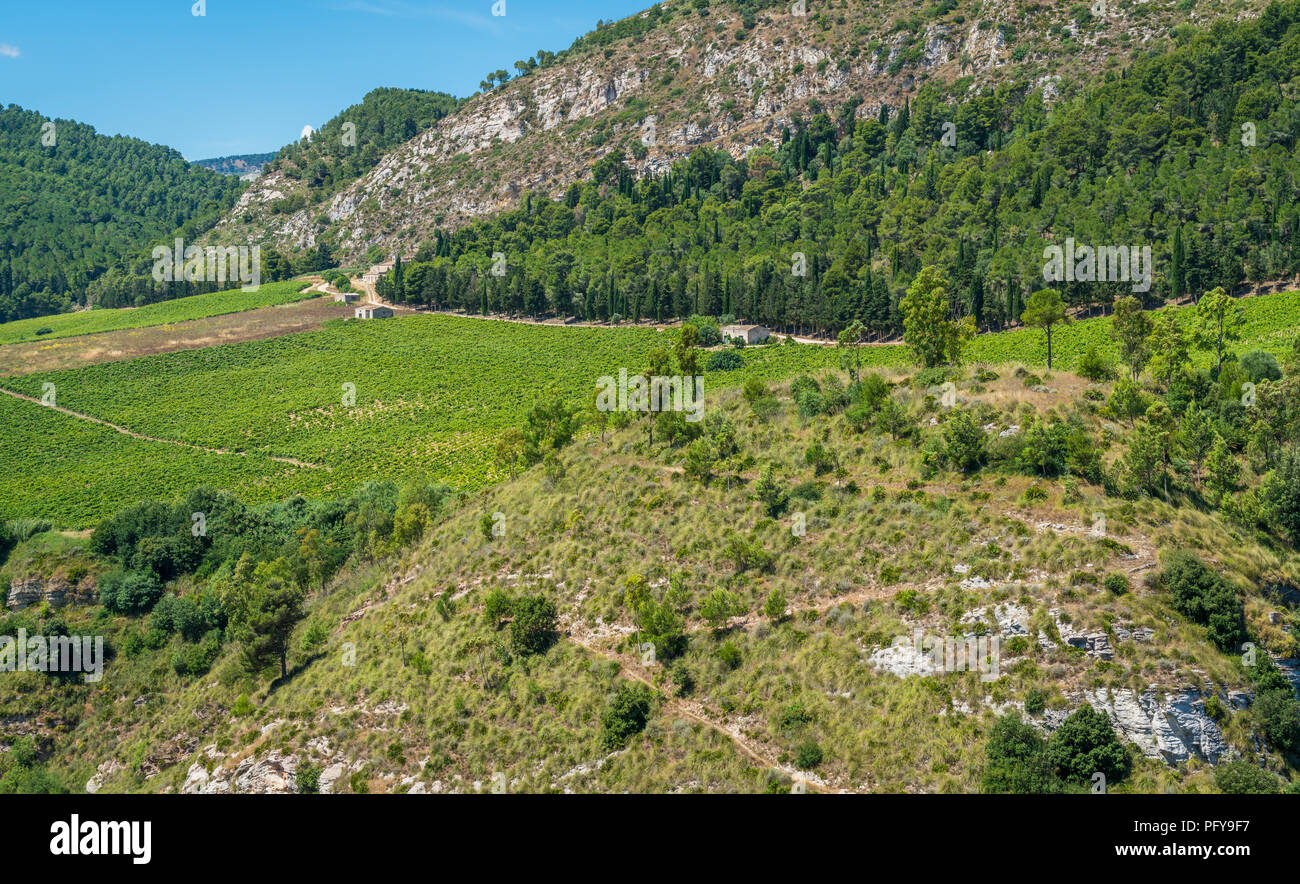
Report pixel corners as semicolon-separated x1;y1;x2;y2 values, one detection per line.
600;683;653;750
1214;759;1280;794
1157;551;1246;653
508;594;557;656
100;569;164;616
1045;704;1130;785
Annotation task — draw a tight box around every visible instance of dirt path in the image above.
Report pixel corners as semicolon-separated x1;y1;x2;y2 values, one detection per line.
565;631;834;793
0;385;326;469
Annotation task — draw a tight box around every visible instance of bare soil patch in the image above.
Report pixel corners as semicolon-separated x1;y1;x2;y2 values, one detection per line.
0;297;354;376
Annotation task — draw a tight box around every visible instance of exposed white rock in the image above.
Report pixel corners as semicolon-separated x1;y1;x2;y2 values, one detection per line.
181;751;297;794
1041;686;1235;764
85;758;123;794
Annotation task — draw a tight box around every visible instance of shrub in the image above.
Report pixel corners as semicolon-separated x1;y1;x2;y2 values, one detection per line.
636;599;686;661
1214;759;1280;794
1157;551;1245;653
716;640;742;669
1262;447;1300;543
296;762;323;794
1103;573;1131;595
171;629;222;677
941;410;987;473
600;683;653;750
100;569;163;616
752;465;788;517
670;660;695;696
723;533;773;573
483;589;514;627
152;593;203;639
778;701;812;731
895;588;928;614
804;441;838;476
1019;485;1049;505
795;741;824;769
682;437;718;483
763;589;787;622
706;350;744;371
1252;688;1300;754
844;400;874;433
300;619;329;655
982;712;1058;793
1045;704;1130;785
850;373;891;409
1024;689;1046;717
700;588;742;630
508;594;557;656
1075;343;1115;381
742;377;767;403
789;481;822;502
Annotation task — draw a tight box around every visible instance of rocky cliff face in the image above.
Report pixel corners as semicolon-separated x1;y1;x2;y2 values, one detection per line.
1047;686;1248;765
6;574;96;610
207;0;1236;263
867;599;1268;766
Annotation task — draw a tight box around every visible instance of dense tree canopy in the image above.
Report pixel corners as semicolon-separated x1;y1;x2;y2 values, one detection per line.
0;105;244;322
378;3;1300;339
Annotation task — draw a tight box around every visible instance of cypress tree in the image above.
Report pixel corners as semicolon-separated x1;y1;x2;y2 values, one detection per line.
1171;226;1186;299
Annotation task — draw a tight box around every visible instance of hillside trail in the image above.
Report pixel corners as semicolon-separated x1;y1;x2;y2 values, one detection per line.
339;561;833;790
0;385;326;469
564;630;834;793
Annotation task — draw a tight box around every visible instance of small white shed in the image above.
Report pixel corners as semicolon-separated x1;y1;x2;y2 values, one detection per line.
721;324;771;344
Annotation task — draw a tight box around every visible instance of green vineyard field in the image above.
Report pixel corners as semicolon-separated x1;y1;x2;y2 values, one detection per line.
0;280;315;346
3;289;1296;527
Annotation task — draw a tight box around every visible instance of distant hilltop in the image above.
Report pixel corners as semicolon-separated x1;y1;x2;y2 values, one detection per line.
190;152;276;179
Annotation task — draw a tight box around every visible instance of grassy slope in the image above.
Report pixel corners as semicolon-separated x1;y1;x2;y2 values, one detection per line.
2;289;1298;528
18;368;1299;793
0;281;314;346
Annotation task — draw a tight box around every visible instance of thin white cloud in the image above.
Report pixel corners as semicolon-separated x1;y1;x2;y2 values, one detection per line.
0;44;20;59
326;1;499;32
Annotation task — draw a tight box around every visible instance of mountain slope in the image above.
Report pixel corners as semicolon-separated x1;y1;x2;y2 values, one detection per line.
208;0;1266;263
6;359;1300;794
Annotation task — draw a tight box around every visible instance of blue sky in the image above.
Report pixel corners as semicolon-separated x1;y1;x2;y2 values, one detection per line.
0;0;650;159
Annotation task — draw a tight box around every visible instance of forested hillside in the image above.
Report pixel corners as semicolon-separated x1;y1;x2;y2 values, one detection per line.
219;0;1271;268
0;105;245;322
376;2;1300;337
256;88;462;210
